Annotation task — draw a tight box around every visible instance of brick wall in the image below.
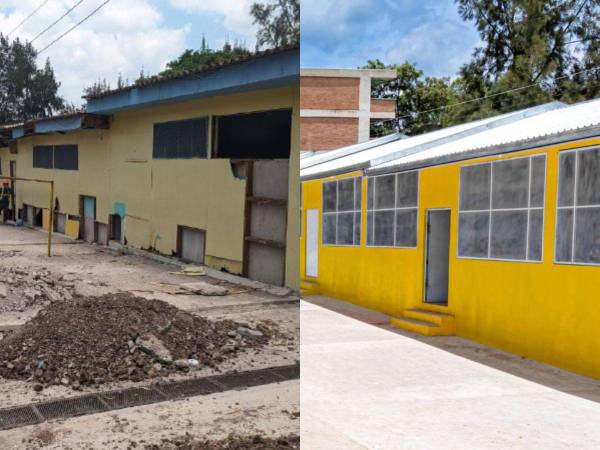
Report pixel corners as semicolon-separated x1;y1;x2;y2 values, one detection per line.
370;98;396;113
300;117;358;151
300;77;360;111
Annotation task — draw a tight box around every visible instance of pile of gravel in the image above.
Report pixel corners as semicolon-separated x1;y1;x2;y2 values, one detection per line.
0;293;272;390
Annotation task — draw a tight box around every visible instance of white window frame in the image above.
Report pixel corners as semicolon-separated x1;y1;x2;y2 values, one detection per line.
457;154;547;263
366;170;419;249
554;146;600;266
322;177;362;247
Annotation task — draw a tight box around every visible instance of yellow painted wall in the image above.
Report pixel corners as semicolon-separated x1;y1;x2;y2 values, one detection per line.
301;136;600;379
5;86;299;289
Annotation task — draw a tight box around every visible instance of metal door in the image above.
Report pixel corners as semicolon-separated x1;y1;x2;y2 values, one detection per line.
425;209;451;304
82;196;96;243
306;209;319;277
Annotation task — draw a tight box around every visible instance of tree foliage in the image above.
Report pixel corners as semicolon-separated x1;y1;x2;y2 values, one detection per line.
370;0;600;135
251;0;299;49
0;34;65;124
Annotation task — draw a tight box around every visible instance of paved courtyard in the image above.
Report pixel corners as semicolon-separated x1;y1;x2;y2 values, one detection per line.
301;296;600;450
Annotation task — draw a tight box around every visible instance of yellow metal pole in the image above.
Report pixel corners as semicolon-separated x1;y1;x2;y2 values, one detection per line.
48;180;54;257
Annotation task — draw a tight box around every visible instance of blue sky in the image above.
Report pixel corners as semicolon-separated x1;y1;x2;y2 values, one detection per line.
1;0;259;105
301;0;482;78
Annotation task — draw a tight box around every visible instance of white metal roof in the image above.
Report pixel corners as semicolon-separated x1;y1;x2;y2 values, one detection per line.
300;101;563;179
371;97;600;172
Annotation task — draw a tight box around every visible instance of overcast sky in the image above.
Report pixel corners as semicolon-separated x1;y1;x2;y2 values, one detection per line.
0;0;260;106
301;0;481;78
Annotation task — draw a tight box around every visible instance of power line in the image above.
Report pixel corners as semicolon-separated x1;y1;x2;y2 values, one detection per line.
31;0;86;44
373;63;600;126
7;0;50;37
38;0;111;55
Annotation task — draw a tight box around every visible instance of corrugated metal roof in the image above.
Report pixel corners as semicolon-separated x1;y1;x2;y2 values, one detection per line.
370;97;600;173
300;101;562;180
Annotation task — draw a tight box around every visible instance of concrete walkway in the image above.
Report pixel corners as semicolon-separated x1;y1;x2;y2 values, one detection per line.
301;297;600;450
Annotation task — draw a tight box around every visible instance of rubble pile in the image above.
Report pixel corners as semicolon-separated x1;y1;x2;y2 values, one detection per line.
0;293;272;390
144;434;300;450
0;267;77;313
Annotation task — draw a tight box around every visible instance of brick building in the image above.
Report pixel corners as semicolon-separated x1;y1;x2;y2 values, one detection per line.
300;68;397;152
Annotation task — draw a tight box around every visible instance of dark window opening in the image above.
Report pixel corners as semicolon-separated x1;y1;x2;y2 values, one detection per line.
214;109;292;159
153;117;208;159
33;146;53;168
54;145;79;170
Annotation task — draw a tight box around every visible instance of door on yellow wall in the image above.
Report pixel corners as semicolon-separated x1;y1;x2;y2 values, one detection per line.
80;195;96;243
306;209;319;277
425;209;451;305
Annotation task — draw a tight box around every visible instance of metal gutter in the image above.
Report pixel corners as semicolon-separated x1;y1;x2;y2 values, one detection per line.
366;125;600;176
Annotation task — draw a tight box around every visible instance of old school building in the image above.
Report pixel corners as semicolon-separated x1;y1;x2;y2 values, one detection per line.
0;47;300;289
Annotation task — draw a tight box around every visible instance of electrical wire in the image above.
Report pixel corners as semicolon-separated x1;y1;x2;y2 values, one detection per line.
38;0;111;55
7;0;49;37
31;0;86;44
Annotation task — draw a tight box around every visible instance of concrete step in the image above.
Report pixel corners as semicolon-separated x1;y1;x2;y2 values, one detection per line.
390;317;446;336
403;308;454;327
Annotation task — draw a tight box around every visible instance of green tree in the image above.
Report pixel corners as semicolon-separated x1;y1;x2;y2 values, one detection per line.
452;0;600;122
366;60;457;136
0;34;65;124
251;0;299;50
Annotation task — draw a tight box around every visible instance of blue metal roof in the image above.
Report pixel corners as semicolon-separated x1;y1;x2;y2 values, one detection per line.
86;48;300;114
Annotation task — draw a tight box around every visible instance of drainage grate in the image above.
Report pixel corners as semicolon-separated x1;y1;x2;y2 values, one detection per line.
101;386;167;409
0;406;41;430
36;394;108;420
159;377;221;399
0;363;299;431
217;367;284;390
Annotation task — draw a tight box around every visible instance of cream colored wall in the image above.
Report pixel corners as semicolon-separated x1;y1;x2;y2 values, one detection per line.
0;147;10;179
106;86;298;288
9;131;110;218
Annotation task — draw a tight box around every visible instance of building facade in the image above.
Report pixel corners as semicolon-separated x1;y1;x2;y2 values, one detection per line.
300;99;600;380
300;68;396;152
0;47;300;289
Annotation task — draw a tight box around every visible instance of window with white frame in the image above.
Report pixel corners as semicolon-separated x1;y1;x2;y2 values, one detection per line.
322;177;361;246
458;155;546;261
556;147;600;265
366;171;419;247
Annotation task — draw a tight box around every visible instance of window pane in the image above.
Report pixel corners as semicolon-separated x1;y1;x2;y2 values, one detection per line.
397;172;418;208
375;175;395;209
367;211;374;246
354;178;362;210
555;209;573;262
374;210;394;246
338;179;355;211
557;153;575;207
54;145;78;170
323;182;336;213
395;209;417;247
460;164;491;211
337;212;354;245
492;158;529;209
367;178;374;210
33;146;53;169
458;212;489;257
527;209;544;261
323;214;336;244
354;212;361;245
530;156;546;208
490;210;527;260
574;207;600;264
577;148;600;206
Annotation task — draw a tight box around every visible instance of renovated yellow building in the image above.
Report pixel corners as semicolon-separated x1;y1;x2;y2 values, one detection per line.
301;99;600;380
0;47;300;289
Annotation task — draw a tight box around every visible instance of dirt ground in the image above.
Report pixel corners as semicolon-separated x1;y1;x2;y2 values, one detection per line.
0;225;299;448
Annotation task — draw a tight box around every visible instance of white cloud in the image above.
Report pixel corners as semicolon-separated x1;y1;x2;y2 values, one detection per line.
169;0;257;43
0;0;189;106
